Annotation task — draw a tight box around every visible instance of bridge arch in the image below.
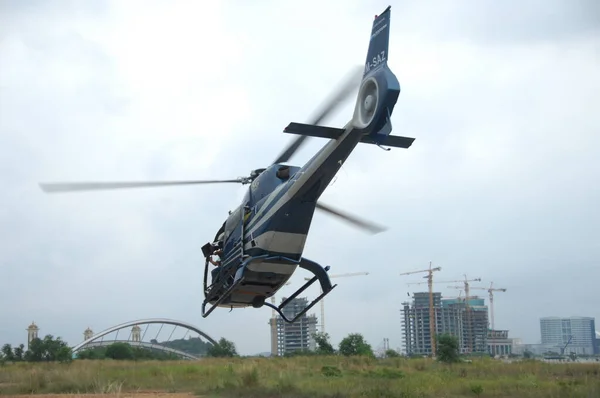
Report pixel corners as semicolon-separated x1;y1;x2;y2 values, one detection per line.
71;318;218;359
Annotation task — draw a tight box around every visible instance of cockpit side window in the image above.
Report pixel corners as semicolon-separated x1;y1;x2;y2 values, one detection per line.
223;206;242;243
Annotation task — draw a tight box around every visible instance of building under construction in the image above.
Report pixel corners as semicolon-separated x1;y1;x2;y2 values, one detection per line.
401;292;489;356
269;297;318;356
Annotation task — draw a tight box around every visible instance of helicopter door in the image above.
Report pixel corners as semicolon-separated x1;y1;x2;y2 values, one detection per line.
222;206;244;266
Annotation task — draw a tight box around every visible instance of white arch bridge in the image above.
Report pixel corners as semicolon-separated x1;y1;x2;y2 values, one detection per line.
71;318;219;360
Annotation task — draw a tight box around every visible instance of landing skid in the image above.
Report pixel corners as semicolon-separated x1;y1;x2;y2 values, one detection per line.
201;274;247;319
201;255;337;323
200;254;264;319
265;257;337;323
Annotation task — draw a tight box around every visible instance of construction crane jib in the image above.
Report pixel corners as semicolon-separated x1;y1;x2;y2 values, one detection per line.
400;261;441;357
468;281;506;331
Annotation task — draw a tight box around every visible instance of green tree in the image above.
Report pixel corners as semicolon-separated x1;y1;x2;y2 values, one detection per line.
1;344;14;362
13;344;25;361
385;348;400;358
338;333;373;356
56;346;73;363
160;337;210;356
206;337;238;357
76;344;179;361
523;350;533;359
24;335;72;362
105;342;134;360
436;334;460;363
77;347;107;360
313;332;336;355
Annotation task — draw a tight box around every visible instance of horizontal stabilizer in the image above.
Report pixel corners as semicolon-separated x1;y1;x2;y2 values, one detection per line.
283;122;344;140
283;122;414;149
361;134;414;149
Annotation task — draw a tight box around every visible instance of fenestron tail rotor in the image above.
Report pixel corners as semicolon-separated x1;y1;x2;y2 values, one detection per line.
38;178;248;194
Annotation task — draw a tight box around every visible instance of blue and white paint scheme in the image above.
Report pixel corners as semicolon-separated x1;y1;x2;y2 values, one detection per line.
38;6;416;323
201;6;414;321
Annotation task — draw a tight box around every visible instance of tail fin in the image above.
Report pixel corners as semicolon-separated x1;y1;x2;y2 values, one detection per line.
364;6;391;78
352;6;403;147
282;6;414;150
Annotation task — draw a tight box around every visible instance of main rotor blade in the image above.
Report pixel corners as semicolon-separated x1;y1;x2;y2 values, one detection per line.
39;179;244;193
315;201;387;235
272;65;363;165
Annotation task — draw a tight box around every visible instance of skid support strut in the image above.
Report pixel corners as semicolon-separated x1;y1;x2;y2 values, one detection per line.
264;257;337;323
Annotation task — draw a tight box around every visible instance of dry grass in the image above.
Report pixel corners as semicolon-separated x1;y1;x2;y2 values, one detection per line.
0;356;599;397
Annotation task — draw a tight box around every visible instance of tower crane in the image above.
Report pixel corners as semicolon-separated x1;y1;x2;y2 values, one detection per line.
447;286;481;301
458;274;481;354
444;290;463;301
399;261;441;356
304;272;369;335
469;282;506;331
408;276;482;354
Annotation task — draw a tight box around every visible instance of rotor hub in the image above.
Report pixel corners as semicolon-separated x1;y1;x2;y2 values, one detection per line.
364;94;375;112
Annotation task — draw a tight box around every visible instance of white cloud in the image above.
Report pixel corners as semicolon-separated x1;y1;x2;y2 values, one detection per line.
1;0;599;355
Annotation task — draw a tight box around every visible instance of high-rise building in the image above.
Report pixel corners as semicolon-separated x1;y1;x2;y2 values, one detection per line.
401;293;489;356
540;316;597;355
272;297;318;356
401;292;442;355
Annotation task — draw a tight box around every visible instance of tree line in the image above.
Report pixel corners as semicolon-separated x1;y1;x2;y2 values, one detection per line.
287;332;462;364
0;334;239;364
284;332;387;357
1;332;463;364
1;335;72;363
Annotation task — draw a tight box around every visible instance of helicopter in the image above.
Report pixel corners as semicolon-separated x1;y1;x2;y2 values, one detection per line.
38;5;415;323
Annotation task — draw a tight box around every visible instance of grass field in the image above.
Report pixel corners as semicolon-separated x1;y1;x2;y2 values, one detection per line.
1;356;599;397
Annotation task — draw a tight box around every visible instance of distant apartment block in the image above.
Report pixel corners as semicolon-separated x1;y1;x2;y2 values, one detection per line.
270;297;318;356
401;292;489;356
540;316;597;355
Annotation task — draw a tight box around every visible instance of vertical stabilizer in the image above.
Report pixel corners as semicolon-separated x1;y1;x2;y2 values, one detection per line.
352;6;401;146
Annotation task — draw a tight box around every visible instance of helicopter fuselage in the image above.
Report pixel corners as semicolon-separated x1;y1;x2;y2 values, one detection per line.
211;123;364;308
200;6;416;319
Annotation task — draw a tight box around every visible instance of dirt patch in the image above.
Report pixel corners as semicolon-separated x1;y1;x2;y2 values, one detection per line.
3;393;198;397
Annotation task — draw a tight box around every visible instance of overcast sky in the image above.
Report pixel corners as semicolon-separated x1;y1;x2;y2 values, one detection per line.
1;0;599;355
